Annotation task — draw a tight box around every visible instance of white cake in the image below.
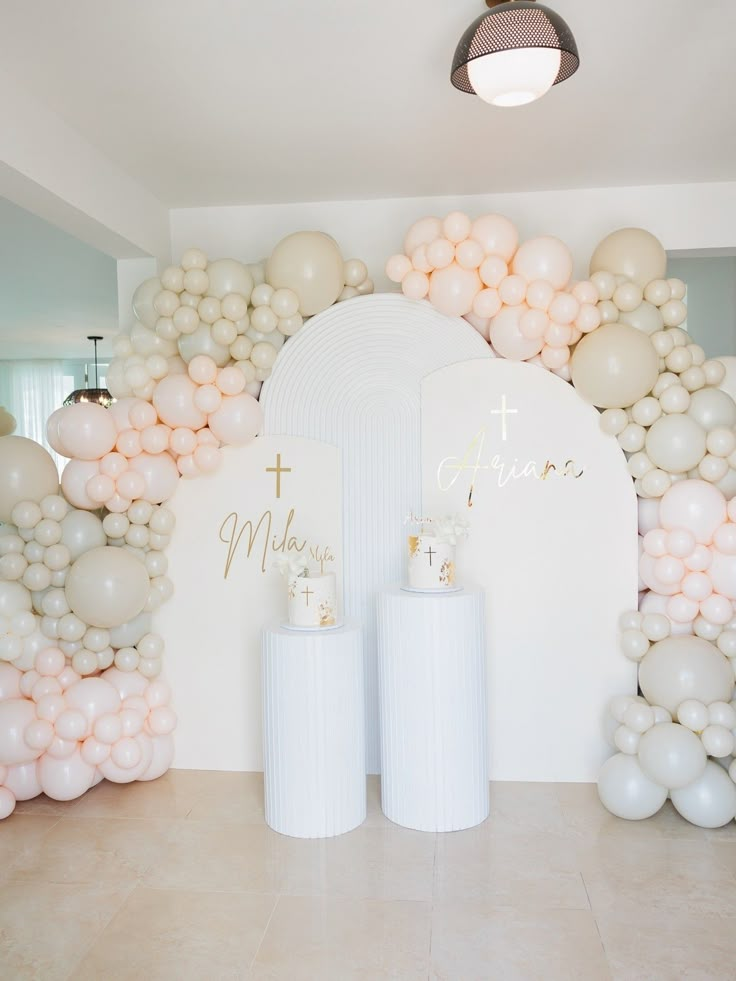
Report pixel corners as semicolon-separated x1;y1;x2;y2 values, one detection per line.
287;572;337;627
407;534;456;589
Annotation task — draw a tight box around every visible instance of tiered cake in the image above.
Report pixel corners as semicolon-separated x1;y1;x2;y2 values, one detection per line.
406;514;468;590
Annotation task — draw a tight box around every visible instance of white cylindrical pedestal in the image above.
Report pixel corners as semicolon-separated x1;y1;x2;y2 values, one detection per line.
377;586;489;832
261;619;366;838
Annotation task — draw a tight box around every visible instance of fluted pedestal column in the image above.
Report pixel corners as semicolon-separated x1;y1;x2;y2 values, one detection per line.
261;620;365;838
377;586;489;832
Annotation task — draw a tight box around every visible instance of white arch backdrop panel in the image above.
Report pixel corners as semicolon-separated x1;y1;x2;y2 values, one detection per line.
261;294;491;772
155;436;341;771
421;359;638;782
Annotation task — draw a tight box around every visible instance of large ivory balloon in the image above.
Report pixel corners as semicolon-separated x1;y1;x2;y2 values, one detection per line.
60;509;107;560
671;761;736;828
637;722;707;790
645;415;707;474
205;258;254;300
638;635;734;713
0;407;16;436
511;236;572;290
597;752;667;820
65;547;150;628
687;388;736;432
659;479;726;544
178;324;230;368
619;301;664;336
0;436;59;523
589;228;667;288
570;323;659;408
132;277;163;329
266;231;344;316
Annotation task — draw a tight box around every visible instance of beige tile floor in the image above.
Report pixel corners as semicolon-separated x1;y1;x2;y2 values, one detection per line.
2;773;736;980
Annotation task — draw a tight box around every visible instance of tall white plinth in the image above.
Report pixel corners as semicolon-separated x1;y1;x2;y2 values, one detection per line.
261;620;366;838
377;586;489;832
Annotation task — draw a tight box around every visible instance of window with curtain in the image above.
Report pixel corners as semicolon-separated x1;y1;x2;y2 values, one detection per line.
0;360;66;472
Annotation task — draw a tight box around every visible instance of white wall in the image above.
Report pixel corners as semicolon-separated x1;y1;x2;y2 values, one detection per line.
171;181;736;290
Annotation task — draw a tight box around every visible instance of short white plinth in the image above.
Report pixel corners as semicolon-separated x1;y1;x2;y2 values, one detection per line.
261;619;366;838
377;586;489;832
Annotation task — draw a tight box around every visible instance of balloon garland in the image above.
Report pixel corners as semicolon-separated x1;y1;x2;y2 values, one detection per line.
0;231;373;819
388;215;736;828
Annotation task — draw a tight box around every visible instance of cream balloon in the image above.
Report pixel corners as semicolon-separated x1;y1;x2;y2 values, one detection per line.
570;323;659;409
671;760;736;828
638;635;733;713
132;277;163;329
0;407;16;436
266;232;345;316
0;436;60;523
597;753;667;820
645;415;707;474
637;722;707;790
65;547;150;629
177;324;230;368
589;228;667;288
205;258;254;300
618;301;664;336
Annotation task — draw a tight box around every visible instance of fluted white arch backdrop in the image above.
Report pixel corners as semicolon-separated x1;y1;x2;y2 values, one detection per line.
261;294;491;772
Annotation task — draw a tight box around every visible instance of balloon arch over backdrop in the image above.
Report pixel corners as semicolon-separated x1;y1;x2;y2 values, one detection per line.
1;219;736;829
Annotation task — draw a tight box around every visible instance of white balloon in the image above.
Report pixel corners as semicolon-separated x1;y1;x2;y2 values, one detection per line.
638;635;734;713
637;722;707;789
671;760;736;828
597;753;667;820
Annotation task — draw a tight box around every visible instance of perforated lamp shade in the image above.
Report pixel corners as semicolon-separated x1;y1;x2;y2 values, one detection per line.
451;0;579;107
63;335;114;408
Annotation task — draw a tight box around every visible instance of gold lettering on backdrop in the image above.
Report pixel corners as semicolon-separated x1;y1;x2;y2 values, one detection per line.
265;453;292;499
437;427;585;505
219;508;311;578
219;509;336;579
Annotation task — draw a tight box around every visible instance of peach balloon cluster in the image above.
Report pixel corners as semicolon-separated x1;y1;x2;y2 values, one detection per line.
0;655;175;820
386;211;602;376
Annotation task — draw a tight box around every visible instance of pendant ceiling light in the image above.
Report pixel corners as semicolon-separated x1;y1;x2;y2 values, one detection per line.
451;0;579;108
63;335;114;408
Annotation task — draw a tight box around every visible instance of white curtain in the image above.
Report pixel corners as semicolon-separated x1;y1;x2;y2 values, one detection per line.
0;360;66;471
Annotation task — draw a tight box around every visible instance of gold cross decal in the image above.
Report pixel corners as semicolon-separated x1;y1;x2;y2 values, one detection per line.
266;453;292;498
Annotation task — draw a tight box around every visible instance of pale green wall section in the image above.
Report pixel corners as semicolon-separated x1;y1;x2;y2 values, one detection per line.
668;256;736;358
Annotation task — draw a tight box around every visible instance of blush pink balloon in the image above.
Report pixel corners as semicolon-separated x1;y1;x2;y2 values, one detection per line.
512;236;573;290
193;444;222;473
428;263;481;317
64;677;121;723
681;572;713;602
139;733;175;781
455;239;484;270
443;211;472;244
61;460;102;510
667;593;699;623
0;699;43;764
107;397;140;433
193;384;222;414
575;303;602;333
116;469;147;500
81;736;110;765
153;375;207;430
128;451;179;504
519;309;548;339
541;345;571;370
401;270;430;300
470;214;519;261
129;401;158;431
411;245;432;274
177;454;198;477
140;424;171;455
498;275;527;306
46;407;71;455
0;664;23;700
548;293;580;325
208;393;263;445
639;552;680;595
479;256;508;289
57;403;117;460
86;473;116;504
544;322;573;347
660;480;728;545
100;452;129;478
463;312;491;342
472;288;502;319
526;279;556;311
39;748;95;800
403;217;443;256
216;366;246;396
426;238;455;270
188;355;218;386
116;428;143;458
106;492;132;514
4;760;42;801
99;732;153;783
573;281;599;305
385;254;412;284
490;304;544;361
700;592;733;624
170;427;198;456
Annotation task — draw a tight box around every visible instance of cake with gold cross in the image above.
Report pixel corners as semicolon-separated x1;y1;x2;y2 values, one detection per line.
276;556;338;628
406;514;469;590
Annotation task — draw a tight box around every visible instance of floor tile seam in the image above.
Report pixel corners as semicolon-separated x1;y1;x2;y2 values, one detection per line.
59;880;138;981
247;894;281;971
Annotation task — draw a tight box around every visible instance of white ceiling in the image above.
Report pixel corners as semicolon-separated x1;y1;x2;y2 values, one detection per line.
0;198;118;360
1;0;734;208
